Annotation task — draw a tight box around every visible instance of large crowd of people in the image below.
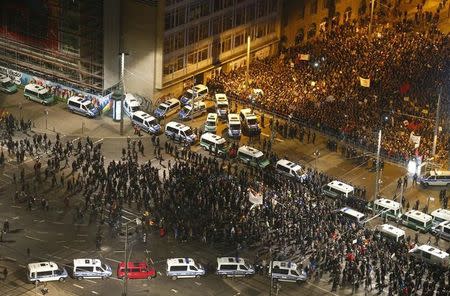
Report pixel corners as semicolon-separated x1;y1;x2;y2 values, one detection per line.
209;21;449;164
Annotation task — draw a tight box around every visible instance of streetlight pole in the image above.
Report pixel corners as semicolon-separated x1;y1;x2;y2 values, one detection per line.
374;129;382;199
368;0;376;36
122;222;128;296
119;52;126;136
245;35;251;89
432;89;442;156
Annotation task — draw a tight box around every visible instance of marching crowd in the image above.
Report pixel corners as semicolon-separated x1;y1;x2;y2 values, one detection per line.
209;20;449;164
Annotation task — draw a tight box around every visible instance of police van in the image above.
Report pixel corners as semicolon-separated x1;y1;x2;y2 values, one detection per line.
216;257;255;278
269;261;307;283
275;159;307;181
375;224;405;242
123;93;141;117
180;84;209;105
322;180;354;199
370;198;402;221
131;111;161;134
166;258;205;280
204;113;218;133
67;96;99;118
339;207;365;224
215;93;229;119
73;259;112;280
27;261;68;283
154;98;180;119
165;121;197;144
430;208;450;225
420;170;450;188
227;113;241;138
409;245;449;268
200;133;228;156
431;220;450;241
178;102;206;120
239;108;260;135
24;83;54;105
400;210;433;232
0;74;17;93
237;145;270;168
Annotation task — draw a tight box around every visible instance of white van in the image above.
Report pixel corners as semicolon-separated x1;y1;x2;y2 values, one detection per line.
371;198;402;221
67;96;99;118
73;259;112;280
420;170;450;187
215;93;229;119
27;261;68;283
216;257;254;278
237;146;270;169
131;111;161;134
200;133;228;156
154;98;180;119
178;102;206;120
269;261;306;283
165;121;197;144
400;210;433;232
239;108;260;135
166;258;205;280
376;224;405;242
431;220;450;241
123;93;141;117
409;245;449;268
204;113;218;133
339;207;365;224
275;159;307;181
180;84;209;105
24;83;54;105
227;113;241;138
430;208;450;225
322;181;354;199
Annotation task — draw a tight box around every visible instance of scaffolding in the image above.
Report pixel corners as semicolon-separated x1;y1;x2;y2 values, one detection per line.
0;0;104;94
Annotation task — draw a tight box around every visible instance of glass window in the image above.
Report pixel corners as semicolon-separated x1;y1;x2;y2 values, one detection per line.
246;3;256;22
214;0;223;12
234;32;245;48
187;51;197;64
235;9;245;27
223;12;233;32
311;0;318;15
198;47;209;61
189;1;202;22
257;0;267;18
189;265;198;271
239;265;248;270
199;21;209;41
188;26;199;45
221;36;232;53
212;16;222;35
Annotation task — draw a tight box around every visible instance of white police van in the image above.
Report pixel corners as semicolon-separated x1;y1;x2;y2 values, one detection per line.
420;170;450;188
216;257;255;278
339;207;365;224
0;74;17;93
24;83;54;105
227;113;241;138
123;93;141;117
204;113;218;133
166;258;205;280
178;101;206;120
73;259;112;280
154;98;180;119
215;93;229;119
322;180;355;198
375;224;405;242
430;208;450;226
27;261;68;283
269;261;307;283
165;121;197;144
431;220;450;241
275;159;307;181
200;133;228;156
237;145;270;168
239;108;260;135
409;245;449;268
131;111;161;134
67;96;99;118
370;198;402;221
180;84;209;105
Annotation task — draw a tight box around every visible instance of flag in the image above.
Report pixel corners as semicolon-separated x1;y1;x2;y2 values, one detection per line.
359;77;370;87
248;188;263;205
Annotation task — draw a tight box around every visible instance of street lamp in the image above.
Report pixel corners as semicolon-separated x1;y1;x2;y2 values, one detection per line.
374;114;389;200
122;217;141;296
119;52;129;136
245;35;251;89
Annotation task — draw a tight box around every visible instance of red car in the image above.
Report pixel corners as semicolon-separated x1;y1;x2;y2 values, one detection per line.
117;262;156;280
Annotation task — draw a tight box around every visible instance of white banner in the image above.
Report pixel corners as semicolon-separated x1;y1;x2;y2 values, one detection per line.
299;54;310;61
248;188;263;205
409;132;421;148
359;77;371;88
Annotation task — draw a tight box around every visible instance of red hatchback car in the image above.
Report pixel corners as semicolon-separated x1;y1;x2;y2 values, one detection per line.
117;262;156;280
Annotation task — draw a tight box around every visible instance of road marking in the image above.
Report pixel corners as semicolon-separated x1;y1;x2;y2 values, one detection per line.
11;216;19;220
113;250;125;253
2;173;13;179
71;137;80;143
25;235;44;242
105;257;121;263
93;138;104;145
11;205;22;209
86;279;97;284
194;281;202;286
171;289;178;293
306;282;339;296
56;240;67;243
73;239;86;243
56;233;64;236
73;284;84;289
54;256;62;259
5;256;16;262
77;234;88;237
91;291;99;295
19;264;26;268
149;257;154;264
52;221;64;225
36;231;49;234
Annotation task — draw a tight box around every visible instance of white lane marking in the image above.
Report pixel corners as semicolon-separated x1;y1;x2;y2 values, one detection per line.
113;251;125;253
54;256;62;259
5;257;16;262
93;138;104;145
11;205;22;209
261;133;269;137
91;291;99;295
76;234;88;237
56;240;67;243
306;282;339;296
105;257;121;263
73;239;86;243
25;235;44;242
19;264;26;268
194;281;202;286
52;221;64;225
73;284;84;289
2;173;13;179
36;231;49;234
11;216;19;220
86;279;97;284
171;289;178;293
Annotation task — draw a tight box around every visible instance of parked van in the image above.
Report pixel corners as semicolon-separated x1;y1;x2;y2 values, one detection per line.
269;261;307;283
322;181;355;199
0;74;17;93
178;102;206;120
370;198;402;220
131;111;161;134
339;207;365;224
24;83;54;105
67;96;98;118
117;262;156;280
215;93;229;119
154;98;180;119
375;224;405;242
73;259;112;280
430;208;450;225
275;159;307;181
165;121;197;144
227;113;241;138
180;84;209;105
166;258;205;280
409;245;449;268
239;108;260;135
400;210;433;232
123;93;141;117
204;113;218;133
27;261;68;283
237;146;270;168
431;220;450;241
200;133;228;156
420;170;450;187
216;257;254;278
